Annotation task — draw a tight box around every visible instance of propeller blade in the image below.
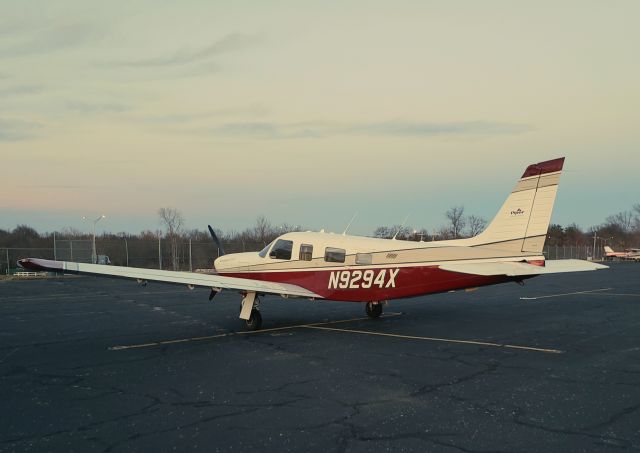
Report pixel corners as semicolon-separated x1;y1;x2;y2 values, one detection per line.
208;225;226;256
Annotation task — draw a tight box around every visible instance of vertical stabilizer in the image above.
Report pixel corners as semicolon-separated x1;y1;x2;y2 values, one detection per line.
469;157;564;254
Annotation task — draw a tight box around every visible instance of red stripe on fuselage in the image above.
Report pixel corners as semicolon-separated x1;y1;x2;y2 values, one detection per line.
220;266;516;302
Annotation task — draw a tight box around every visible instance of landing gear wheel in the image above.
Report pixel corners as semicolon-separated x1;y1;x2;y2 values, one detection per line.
245;308;262;331
366;302;383;319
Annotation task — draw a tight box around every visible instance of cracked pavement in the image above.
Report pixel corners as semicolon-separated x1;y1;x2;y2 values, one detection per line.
0;262;639;452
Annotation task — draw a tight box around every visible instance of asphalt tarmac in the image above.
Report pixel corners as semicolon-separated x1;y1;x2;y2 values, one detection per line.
1;262;639;452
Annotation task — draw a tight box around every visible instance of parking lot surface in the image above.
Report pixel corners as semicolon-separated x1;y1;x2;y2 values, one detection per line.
1;263;639;452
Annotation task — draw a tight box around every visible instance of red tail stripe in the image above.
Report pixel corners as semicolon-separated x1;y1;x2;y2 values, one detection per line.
521;157;565;178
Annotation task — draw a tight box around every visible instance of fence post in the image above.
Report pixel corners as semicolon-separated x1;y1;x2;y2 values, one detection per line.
124;238;129;267
70;241;73;261
189;239;192;272
158;235;162;270
53;232;57;261
5;248;9;275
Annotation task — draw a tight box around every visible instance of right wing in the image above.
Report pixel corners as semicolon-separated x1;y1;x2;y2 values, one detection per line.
439;259;608;277
17;258;322;299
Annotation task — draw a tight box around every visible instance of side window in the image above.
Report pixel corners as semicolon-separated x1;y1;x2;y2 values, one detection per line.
355;253;372;265
324;247;346;263
299;244;313;261
269;239;293;260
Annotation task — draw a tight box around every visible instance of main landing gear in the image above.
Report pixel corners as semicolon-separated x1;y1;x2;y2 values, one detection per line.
366;301;383;319
239;292;262;331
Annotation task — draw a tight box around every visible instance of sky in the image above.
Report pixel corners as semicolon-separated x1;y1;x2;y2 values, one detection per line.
1;1;639;237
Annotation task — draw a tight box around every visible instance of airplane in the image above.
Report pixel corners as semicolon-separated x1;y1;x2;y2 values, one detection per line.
604;245;640;261
19;157;607;331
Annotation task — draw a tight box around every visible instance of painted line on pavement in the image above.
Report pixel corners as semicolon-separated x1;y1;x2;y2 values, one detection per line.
520;288;612;300
303;325;563;354
109;313;403;351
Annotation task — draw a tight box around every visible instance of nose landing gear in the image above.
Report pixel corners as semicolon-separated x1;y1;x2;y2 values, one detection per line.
239;292;262;331
245;308;262;331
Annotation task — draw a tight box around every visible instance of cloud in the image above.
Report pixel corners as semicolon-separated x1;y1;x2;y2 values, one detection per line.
353;121;531;136
0;84;44;98
66;101;130;114
117;33;258;68
206;120;531;140
0;23;99;58
144;104;269;124
0;118;42;141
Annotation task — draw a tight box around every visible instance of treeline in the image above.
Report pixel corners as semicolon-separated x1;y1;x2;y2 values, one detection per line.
372;204;640;249
373;206;487;240
2;204;640;252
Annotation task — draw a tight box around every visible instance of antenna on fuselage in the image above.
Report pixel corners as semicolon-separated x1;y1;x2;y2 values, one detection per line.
342;212;358;236
392;214;411;240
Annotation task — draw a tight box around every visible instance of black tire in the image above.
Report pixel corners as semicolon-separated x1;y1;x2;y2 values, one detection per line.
245;308;262;331
366;302;383;318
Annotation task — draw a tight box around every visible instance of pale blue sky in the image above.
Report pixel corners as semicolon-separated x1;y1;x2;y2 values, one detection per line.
1;1;638;236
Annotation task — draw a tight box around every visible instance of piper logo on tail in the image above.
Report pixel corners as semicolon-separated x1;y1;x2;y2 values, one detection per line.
328;269;399;289
510;208;525;216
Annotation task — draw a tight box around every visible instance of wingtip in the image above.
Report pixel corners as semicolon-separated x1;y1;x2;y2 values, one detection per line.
16;258;59;271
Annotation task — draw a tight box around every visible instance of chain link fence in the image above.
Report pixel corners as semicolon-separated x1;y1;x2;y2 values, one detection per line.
2;241;605;275
2;247;55;275
2;238;269;274
542;245;603;260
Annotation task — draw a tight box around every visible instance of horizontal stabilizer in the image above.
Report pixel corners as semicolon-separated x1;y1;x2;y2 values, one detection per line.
18;258;322;299
439;259;608;277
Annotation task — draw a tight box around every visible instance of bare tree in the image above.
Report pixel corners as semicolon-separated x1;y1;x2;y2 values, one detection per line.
445;206;466;238
606;211;634;234
158;207;184;270
633;203;640;232
59;227;85;238
466;215;487;237
564;223;586;246
254;215;273;246
373;226;393;239
436;226;454;240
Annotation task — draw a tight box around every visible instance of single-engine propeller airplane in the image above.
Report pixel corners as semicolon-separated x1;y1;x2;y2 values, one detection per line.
604;246;640;261
19;157;607;330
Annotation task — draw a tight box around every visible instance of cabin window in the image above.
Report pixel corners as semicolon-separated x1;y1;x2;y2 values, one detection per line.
269;239;293;260
355;253;372;265
299;244;313;261
324;247;346;263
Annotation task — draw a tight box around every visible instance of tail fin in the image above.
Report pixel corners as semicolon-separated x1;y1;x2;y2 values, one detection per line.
469;157;565;254
604;246;614;254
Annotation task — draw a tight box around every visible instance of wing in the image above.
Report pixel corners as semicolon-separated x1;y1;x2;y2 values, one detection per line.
439;259;608;277
17;258;322;299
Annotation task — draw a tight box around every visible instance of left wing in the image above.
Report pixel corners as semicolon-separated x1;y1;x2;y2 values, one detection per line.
439;259;608;277
17;258;322;299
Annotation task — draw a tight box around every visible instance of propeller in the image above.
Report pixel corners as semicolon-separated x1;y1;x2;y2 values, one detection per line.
208;225;226;256
208;225;225;301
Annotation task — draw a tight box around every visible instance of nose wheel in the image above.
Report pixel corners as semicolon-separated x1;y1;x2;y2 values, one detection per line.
245;308;262;331
239;292;263;330
366;301;383;318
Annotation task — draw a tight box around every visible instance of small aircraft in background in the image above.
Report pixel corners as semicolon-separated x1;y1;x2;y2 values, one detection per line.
604;246;640;261
19;157;607;330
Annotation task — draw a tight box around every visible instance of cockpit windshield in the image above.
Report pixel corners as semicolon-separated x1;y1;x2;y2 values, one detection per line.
258;241;274;258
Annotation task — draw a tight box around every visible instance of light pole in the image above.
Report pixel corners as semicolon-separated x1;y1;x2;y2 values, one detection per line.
83;215;106;264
